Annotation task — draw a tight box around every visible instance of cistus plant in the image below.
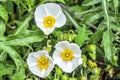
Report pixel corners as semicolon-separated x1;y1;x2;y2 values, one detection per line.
0;0;120;80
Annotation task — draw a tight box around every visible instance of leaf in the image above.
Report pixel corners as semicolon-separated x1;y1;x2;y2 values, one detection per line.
0;0;7;2
15;14;33;35
81;12;103;24
88;23;106;44
0;4;8;22
75;25;91;46
0;51;7;62
0;63;14;76
0;45;26;80
110;22;120;32
102;0;118;66
0;19;5;36
1;30;45;46
102;30;117;66
113;0;119;13
82;0;101;6
5;0;14;14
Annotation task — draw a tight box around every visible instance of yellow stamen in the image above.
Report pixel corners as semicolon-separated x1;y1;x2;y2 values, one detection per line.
61;48;74;61
37;56;49;70
44;16;56;28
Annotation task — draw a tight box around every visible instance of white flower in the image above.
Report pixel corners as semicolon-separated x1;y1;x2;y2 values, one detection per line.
34;3;66;35
27;50;54;78
53;41;82;73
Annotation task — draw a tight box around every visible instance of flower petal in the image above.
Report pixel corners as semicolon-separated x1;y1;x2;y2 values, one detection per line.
54;58;73;73
55;11;66;28
53;41;82;73
44;3;61;16
57;58;82;73
55;41;70;51
53;49;61;59
69;43;82;57
43;61;54;78
27;52;38;67
35;22;55;35
27;50;54;78
29;65;41;77
34;4;47;21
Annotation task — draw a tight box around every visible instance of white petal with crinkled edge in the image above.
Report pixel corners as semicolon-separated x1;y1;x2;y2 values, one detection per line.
34;3;66;35
35;22;56;35
55;11;66;28
44;3;62;16
55;41;70;51
53;41;82;73
27;52;38;67
69;43;82;57
35;4;47;21
27;50;54;78
53;58;73;73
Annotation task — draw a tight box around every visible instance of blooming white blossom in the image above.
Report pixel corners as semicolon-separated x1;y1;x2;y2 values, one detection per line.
34;3;66;35
27;50;54;78
53;41;82;73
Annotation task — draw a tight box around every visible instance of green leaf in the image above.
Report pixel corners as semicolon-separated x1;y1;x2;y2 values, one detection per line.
88;24;106;44
5;0;14;14
82;0;101;6
102;0;118;66
15;14;33;35
0;19;5;36
102;30;117;66
113;0;119;13
0;4;8;22
0;63;14;76
0;51;7;62
75;25;91;46
1;30;45;46
110;22;120;32
0;45;26;80
81;12;103;24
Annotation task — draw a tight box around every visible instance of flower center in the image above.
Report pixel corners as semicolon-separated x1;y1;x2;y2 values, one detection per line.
61;48;74;61
37;56;49;70
44;16;56;28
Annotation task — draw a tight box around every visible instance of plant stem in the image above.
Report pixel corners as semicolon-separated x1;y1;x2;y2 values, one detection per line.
102;0;110;30
63;10;80;30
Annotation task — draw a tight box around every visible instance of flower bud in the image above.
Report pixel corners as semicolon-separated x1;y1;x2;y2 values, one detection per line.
61;74;68;80
89;75;99;80
53;79;59;80
81;76;86;80
43;45;52;52
69;77;77;80
88;60;97;68
113;56;118;62
92;68;101;75
109;68;115;77
87;44;96;54
68;34;76;42
63;33;69;41
55;66;63;76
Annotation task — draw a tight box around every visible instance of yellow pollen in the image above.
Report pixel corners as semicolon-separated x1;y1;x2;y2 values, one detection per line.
61;48;74;61
37;56;49;70
44;16;56;28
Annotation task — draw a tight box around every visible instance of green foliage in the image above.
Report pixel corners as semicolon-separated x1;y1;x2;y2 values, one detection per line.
0;63;14;78
75;25;91;46
0;19;5;36
0;4;8;22
0;0;120;80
